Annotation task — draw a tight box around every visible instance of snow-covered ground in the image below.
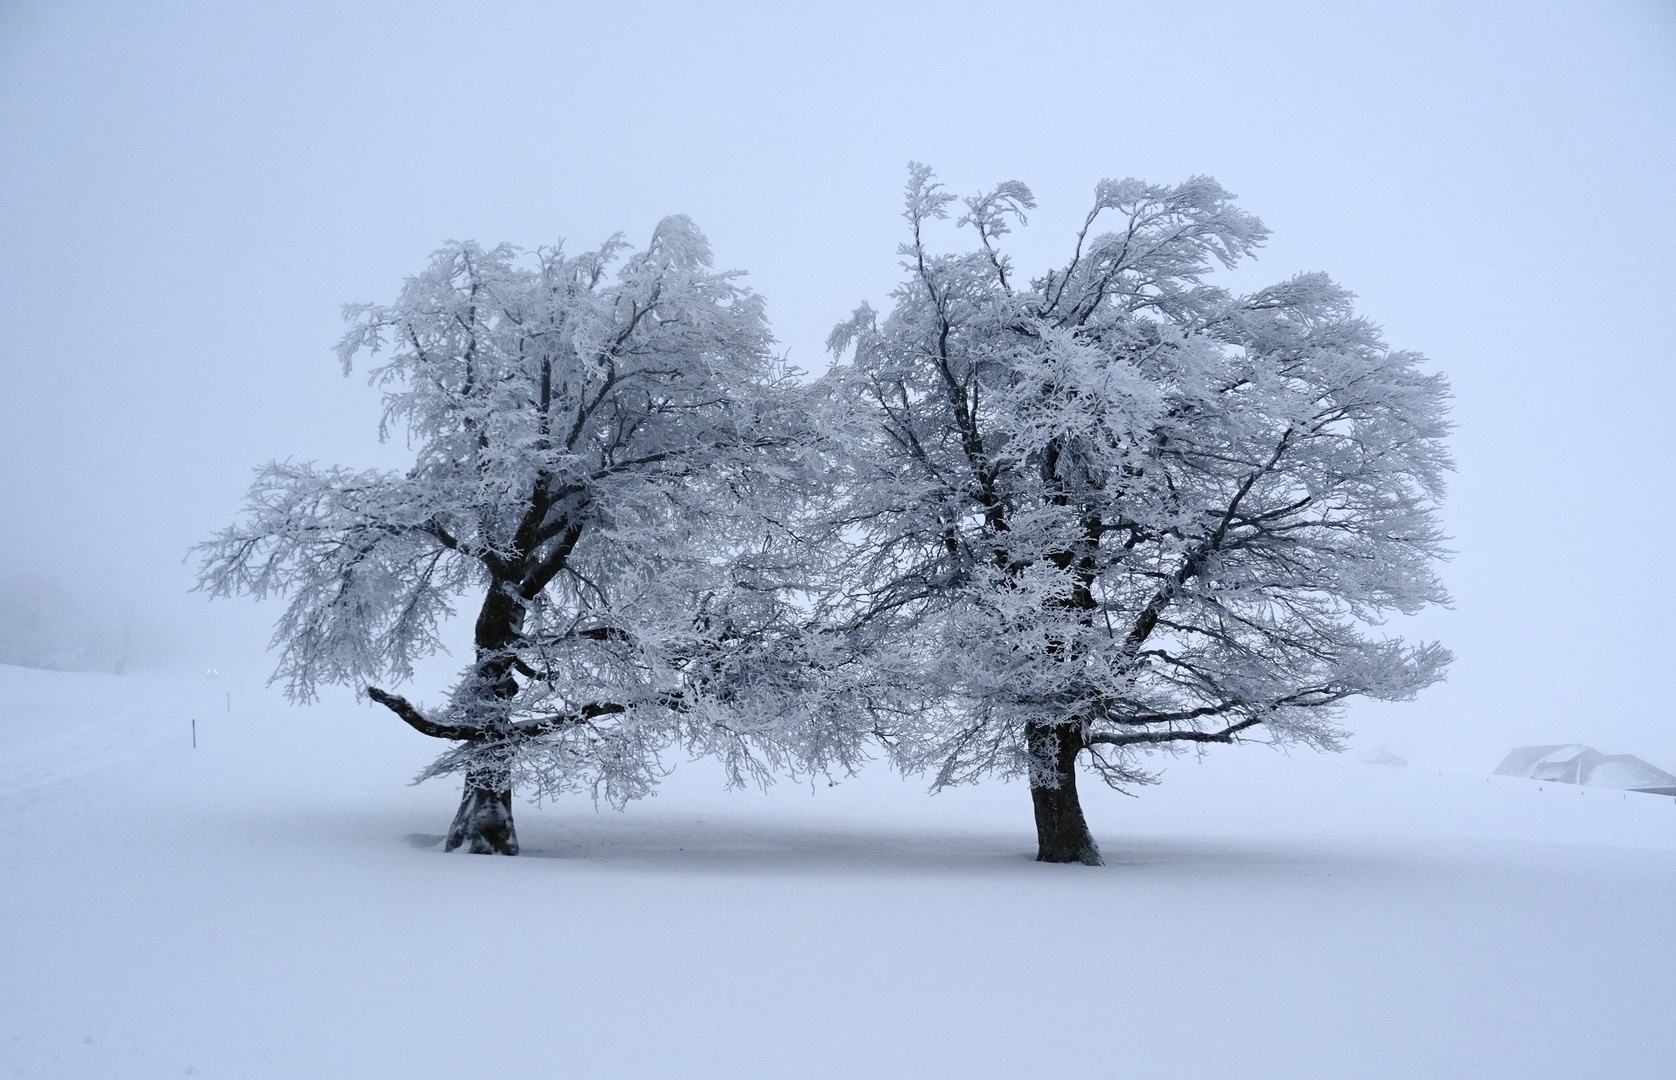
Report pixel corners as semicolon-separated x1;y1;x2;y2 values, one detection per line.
3;662;1674;1079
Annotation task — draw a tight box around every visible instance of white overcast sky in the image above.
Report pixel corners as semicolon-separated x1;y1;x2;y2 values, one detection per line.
2;0;1673;768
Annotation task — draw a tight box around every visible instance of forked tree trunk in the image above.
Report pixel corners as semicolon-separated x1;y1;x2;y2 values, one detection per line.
445;768;519;855
1027;721;1102;865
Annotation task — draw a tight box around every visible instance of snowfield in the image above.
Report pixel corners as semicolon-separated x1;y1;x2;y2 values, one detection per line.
3;662;1674;1080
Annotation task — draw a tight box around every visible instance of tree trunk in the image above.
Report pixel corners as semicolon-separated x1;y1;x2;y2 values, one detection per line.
1027;721;1102;865
443;574;528;855
444;768;519;855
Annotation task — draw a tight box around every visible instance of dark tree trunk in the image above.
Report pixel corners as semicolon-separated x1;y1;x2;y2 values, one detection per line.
1027;721;1102;865
445;768;519;855
440;574;529;855
473;580;527;700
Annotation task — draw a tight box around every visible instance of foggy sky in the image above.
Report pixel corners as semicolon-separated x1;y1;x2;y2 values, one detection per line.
3;0;1673;770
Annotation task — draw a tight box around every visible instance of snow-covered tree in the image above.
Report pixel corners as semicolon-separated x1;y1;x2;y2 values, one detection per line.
824;166;1452;864
198;221;845;854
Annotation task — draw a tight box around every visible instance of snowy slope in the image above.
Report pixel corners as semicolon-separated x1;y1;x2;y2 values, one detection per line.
3;662;1674;1080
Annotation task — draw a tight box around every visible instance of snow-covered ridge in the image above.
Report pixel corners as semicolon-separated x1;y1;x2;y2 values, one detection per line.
0;664;198;796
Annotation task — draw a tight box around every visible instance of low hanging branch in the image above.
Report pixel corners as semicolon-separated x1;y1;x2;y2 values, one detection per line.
367;686;628;742
1086;686;1360;747
366;687;479;740
1085;716;1264;748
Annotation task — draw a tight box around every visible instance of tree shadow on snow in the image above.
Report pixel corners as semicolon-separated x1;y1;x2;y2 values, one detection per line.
470;813;1343;879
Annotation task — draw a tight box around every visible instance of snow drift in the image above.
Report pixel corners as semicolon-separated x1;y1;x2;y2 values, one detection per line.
1494;743;1676;795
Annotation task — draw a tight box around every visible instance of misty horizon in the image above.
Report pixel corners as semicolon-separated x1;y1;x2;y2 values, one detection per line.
4;0;1674;776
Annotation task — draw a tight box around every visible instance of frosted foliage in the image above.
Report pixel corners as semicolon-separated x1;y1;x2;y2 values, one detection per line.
198;224;854;806
823;166;1453;790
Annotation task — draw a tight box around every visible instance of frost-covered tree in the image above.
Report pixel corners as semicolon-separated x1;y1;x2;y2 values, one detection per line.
824;166;1452;864
198;220;843;854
